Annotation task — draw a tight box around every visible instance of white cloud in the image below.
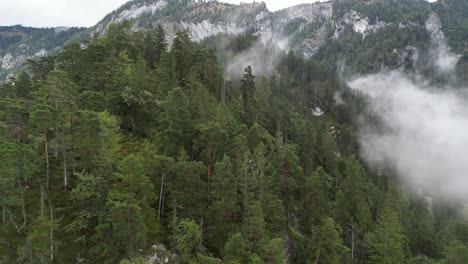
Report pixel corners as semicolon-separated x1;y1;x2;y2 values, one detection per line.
349;71;468;201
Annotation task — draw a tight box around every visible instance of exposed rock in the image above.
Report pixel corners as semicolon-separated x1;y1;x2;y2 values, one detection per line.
425;12;461;73
115;1;168;23
393;46;419;69
333;10;387;39
146;244;176;264
278;2;332;24
301;23;329;59
312;106;325;117
180;20;244;42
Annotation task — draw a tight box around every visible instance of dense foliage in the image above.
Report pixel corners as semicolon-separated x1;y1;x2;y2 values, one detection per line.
0;19;468;264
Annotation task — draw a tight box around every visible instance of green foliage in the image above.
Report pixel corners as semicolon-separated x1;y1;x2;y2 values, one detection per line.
224;233;249;263
368;188;407;264
174;218;202;263
0;18;466;264
156;87;192;157
262;238;285;264
313;218;349;264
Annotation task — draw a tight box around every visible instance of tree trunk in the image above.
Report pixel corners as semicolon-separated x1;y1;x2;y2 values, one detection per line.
172;198;177;236
44;129;50;189
384;233;387;264
40;185;45;218
222;79;226;104
158;172;166;222
351;226;355;260
54;101;59;159
70;115;75;176
199;216;204;250
243;165;248;215
282;158;290;221
17;175;26;231
314;248;321;264
62;124;68;190
260;171;264;204
207;146;212;193
2;193;5;224
49;201;54;261
127;201;133;253
219;237;223;258
207;162;211;193
173;198;177;221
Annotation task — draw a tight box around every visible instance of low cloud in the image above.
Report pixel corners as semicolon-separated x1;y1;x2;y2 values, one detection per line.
225;40;286;77
348;71;468;201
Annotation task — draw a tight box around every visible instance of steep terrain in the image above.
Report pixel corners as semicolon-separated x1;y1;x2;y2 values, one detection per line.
91;0;334;61
1;1;468;263
0;26;85;80
1;0;466;82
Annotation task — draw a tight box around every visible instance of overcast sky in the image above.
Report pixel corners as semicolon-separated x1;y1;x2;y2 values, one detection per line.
0;0;331;28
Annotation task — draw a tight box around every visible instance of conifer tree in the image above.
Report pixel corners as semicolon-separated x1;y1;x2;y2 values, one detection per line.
368;191;407;264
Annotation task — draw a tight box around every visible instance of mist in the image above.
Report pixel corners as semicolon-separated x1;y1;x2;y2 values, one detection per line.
426;13;462;74
225;38;287;77
348;71;468;201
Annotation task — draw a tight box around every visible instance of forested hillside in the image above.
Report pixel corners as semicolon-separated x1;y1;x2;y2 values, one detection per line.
0;26;86;81
0;16;467;263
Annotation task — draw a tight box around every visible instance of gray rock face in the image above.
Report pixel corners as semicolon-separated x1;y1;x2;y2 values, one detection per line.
0;26;84;80
425;12;461;73
0;0;461;80
94;0;334;57
333;10;387;39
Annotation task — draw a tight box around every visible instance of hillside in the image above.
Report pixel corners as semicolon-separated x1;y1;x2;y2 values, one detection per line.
1;0;466;82
0;0;468;263
0;26;85;80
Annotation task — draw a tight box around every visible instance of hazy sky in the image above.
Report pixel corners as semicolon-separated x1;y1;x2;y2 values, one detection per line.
0;0;327;28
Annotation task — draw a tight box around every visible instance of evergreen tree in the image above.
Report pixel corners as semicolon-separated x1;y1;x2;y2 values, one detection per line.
208;155;239;254
15;70;32;99
335;156;373;261
312;218;349;264
242;201;267;253
174;218;202;263
172;30;193;85
93;154;155;261
240;66;256;127
154;24;168;64
368;189;407;264
224;233;249;263
156;87;192;157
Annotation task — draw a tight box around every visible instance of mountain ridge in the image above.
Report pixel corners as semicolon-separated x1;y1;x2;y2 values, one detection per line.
0;0;466;81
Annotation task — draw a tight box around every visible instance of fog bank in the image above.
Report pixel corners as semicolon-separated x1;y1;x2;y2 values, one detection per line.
349;72;468;201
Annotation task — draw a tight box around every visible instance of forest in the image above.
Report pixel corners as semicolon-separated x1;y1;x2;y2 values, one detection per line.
0;19;468;263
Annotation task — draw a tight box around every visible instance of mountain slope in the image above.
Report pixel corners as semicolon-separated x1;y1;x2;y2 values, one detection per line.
0;0;466;81
0;26;85;80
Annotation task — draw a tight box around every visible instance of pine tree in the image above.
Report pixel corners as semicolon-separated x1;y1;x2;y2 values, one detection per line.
335;156;373;261
368;188;407;264
312;218;349;264
242;201;267;253
174;218;202;263
224;233;249;263
154;24;168;65
156;87;192;157
207;155;239;253
262;238;285;264
93;154;155;261
15;70;32;99
240;66;256;127
172;30;193;85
